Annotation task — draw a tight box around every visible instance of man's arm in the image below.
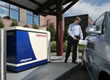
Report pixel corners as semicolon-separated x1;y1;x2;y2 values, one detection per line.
68;24;77;40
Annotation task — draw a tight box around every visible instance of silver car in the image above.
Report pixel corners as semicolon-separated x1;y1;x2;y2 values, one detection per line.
83;11;110;80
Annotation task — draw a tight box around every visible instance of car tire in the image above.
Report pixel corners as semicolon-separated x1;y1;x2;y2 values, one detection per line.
81;60;86;70
81;49;87;70
99;72;110;80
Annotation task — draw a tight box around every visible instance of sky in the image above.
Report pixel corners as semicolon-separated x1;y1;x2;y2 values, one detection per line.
64;0;110;21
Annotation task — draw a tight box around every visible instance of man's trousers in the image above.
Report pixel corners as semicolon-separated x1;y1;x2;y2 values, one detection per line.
65;36;79;63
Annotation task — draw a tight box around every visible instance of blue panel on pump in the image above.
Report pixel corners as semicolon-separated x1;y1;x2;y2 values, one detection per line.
16;30;36;63
7;30;17;63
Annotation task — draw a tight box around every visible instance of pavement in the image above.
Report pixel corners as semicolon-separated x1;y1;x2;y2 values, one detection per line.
50;53;90;80
65;67;90;80
7;52;90;80
22;62;80;80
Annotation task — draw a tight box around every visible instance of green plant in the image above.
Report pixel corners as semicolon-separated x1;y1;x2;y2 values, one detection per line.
51;41;68;52
32;24;39;29
51;41;56;52
50;40;85;52
0;20;4;28
3;16;11;20
47;23;56;41
23;24;29;28
10;20;19;27
64;41;67;52
64;25;68;41
78;45;85;52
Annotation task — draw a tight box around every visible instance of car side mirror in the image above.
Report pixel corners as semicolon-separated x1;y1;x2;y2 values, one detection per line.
86;25;101;35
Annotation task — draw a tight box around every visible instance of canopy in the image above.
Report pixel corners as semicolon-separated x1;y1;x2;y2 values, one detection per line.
2;0;78;15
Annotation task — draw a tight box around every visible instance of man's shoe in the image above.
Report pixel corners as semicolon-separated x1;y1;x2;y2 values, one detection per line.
64;61;67;63
72;61;77;64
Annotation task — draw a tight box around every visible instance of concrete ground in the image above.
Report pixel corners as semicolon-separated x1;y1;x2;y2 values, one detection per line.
65;67;90;80
7;52;90;80
51;52;82;63
51;53;90;80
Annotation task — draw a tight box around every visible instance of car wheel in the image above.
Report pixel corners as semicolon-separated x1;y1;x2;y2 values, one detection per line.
81;49;87;70
81;60;86;70
99;72;110;80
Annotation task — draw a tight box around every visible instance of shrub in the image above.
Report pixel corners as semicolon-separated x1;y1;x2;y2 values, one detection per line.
3;16;11;20
47;23;56;41
64;41;67;52
23;24;29;28
50;41;85;52
10;20;19;27
64;25;68;41
0;20;4;28
51;41;68;52
51;41;56;52
32;24;39;29
78;45;85;52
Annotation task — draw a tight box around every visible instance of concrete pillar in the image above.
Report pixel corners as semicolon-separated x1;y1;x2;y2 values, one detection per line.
19;8;27;26
56;0;63;56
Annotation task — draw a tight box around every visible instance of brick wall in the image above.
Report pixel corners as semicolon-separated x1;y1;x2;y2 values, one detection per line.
45;15;56;29
2;19;12;27
1;8;59;29
40;15;57;29
88;16;94;25
39;16;46;27
19;8;27;26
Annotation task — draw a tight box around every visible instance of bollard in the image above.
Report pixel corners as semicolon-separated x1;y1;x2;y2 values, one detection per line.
0;29;6;80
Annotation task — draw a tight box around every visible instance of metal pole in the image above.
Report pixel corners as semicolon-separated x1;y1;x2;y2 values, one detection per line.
0;29;6;80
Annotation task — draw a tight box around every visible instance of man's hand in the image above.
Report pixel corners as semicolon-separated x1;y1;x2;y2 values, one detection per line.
73;37;77;40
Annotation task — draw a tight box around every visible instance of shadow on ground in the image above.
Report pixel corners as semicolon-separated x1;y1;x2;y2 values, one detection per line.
64;67;90;80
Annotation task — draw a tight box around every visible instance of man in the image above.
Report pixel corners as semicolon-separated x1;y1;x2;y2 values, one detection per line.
64;17;83;63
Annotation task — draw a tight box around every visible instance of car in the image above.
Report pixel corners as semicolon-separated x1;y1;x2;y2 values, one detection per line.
82;11;110;80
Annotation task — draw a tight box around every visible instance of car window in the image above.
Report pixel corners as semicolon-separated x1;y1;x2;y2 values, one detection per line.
101;19;106;34
109;13;110;19
95;15;104;32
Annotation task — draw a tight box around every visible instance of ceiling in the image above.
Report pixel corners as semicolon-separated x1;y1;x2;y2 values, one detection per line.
1;0;78;16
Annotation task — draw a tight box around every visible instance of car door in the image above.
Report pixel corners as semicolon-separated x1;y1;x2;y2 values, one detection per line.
95;12;110;76
86;14;106;79
92;13;107;79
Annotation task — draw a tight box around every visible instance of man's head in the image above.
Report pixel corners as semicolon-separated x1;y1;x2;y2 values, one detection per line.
74;17;81;24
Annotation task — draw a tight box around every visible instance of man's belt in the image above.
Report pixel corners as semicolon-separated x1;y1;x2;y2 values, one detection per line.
75;36;80;39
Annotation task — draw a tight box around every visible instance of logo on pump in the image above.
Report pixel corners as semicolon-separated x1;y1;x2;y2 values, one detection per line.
36;34;47;37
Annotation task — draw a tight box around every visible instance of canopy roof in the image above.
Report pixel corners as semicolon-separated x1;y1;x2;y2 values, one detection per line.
2;0;78;15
